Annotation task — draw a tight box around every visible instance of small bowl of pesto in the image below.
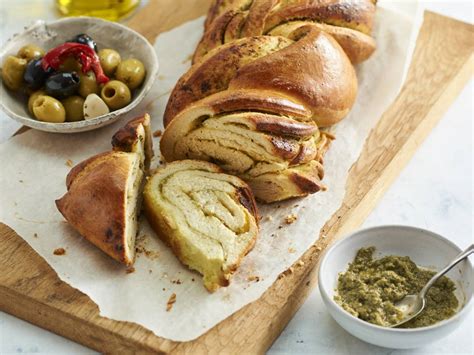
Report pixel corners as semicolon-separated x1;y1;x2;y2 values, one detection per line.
318;225;473;349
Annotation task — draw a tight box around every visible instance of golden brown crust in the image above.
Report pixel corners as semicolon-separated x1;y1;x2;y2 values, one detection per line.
228;28;357;127
57;114;154;265
167;27;356;128
160;0;376;203
166;36;293;125
196;0;376;63
111;113;154;170
264;0;376;35
56;152;136;265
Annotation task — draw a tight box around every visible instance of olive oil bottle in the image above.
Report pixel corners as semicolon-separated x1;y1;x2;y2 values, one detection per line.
56;0;140;21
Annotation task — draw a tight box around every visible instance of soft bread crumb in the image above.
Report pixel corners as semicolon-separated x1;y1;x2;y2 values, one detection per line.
166;293;177;312
285;213;297;224
53;248;66;256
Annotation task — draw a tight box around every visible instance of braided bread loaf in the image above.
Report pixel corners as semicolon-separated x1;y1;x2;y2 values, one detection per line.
161;0;377;203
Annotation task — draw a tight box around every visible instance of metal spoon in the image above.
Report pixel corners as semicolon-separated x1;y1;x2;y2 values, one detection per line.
391;244;474;328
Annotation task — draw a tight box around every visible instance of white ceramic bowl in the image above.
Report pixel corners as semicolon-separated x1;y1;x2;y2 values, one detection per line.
0;17;158;133
318;225;473;349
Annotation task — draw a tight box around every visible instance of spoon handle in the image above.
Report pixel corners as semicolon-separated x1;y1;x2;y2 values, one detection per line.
420;244;474;299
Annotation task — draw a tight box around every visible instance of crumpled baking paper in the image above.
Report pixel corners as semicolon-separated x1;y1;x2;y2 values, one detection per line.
0;3;419;341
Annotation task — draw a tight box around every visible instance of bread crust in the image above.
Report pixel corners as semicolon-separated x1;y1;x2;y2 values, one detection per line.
56;152;137;265
56;114;153;265
160;0;376;203
112;113;153;170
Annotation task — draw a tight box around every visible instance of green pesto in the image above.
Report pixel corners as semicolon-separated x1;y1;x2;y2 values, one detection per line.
334;247;459;328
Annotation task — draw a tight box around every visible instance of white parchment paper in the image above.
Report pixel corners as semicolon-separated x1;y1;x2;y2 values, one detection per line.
0;4;419;341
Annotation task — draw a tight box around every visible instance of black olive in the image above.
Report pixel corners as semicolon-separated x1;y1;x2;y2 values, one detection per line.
24;58;54;90
45;72;80;99
69;34;98;52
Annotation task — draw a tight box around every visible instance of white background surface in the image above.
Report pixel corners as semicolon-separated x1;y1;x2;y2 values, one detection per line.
0;1;472;354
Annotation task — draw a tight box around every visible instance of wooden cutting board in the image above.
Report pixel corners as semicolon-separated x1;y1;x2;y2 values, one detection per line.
1;1;473;353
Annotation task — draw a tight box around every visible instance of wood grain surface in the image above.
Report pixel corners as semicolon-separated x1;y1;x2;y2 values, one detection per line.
1;3;473;354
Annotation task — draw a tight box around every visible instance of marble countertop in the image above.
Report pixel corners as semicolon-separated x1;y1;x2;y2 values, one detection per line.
0;1;472;354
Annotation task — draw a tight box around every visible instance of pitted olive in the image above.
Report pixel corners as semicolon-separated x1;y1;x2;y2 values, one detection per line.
2;55;27;91
101;80;131;110
28;90;46;114
59;57;82;72
45;72;80;99
115;58;145;90
62;95;85;122
17;44;44;62
69;34;98;52
32;95;66;123
78;71;99;98
24;58;54;90
98;49;121;77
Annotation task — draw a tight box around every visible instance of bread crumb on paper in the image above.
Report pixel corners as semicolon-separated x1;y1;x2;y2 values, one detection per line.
288;247;296;253
247;275;260;282
126;267;135;274
284;213;297;224
153;129;162;138
33;233;38;238
53;248;66;256
265;215;273;221
135;235;160;260
166;293;177;312
65;159;73;167
172;279;182;285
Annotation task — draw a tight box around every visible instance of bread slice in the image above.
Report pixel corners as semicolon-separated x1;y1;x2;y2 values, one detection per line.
55;114;153;265
143;160;259;292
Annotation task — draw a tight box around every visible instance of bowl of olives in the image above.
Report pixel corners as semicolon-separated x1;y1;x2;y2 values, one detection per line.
0;17;158;133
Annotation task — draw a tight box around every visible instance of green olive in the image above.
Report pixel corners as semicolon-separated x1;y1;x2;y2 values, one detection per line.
101;80;131;110
1;55;27;91
17;44;44;62
78;71;99;98
115;58;145;90
62;95;85;122
32;95;66;123
59;57;82;72
98;49;121;77
28;90;46;114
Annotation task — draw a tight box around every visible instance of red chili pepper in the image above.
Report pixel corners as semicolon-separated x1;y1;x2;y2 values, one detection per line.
41;42;109;84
